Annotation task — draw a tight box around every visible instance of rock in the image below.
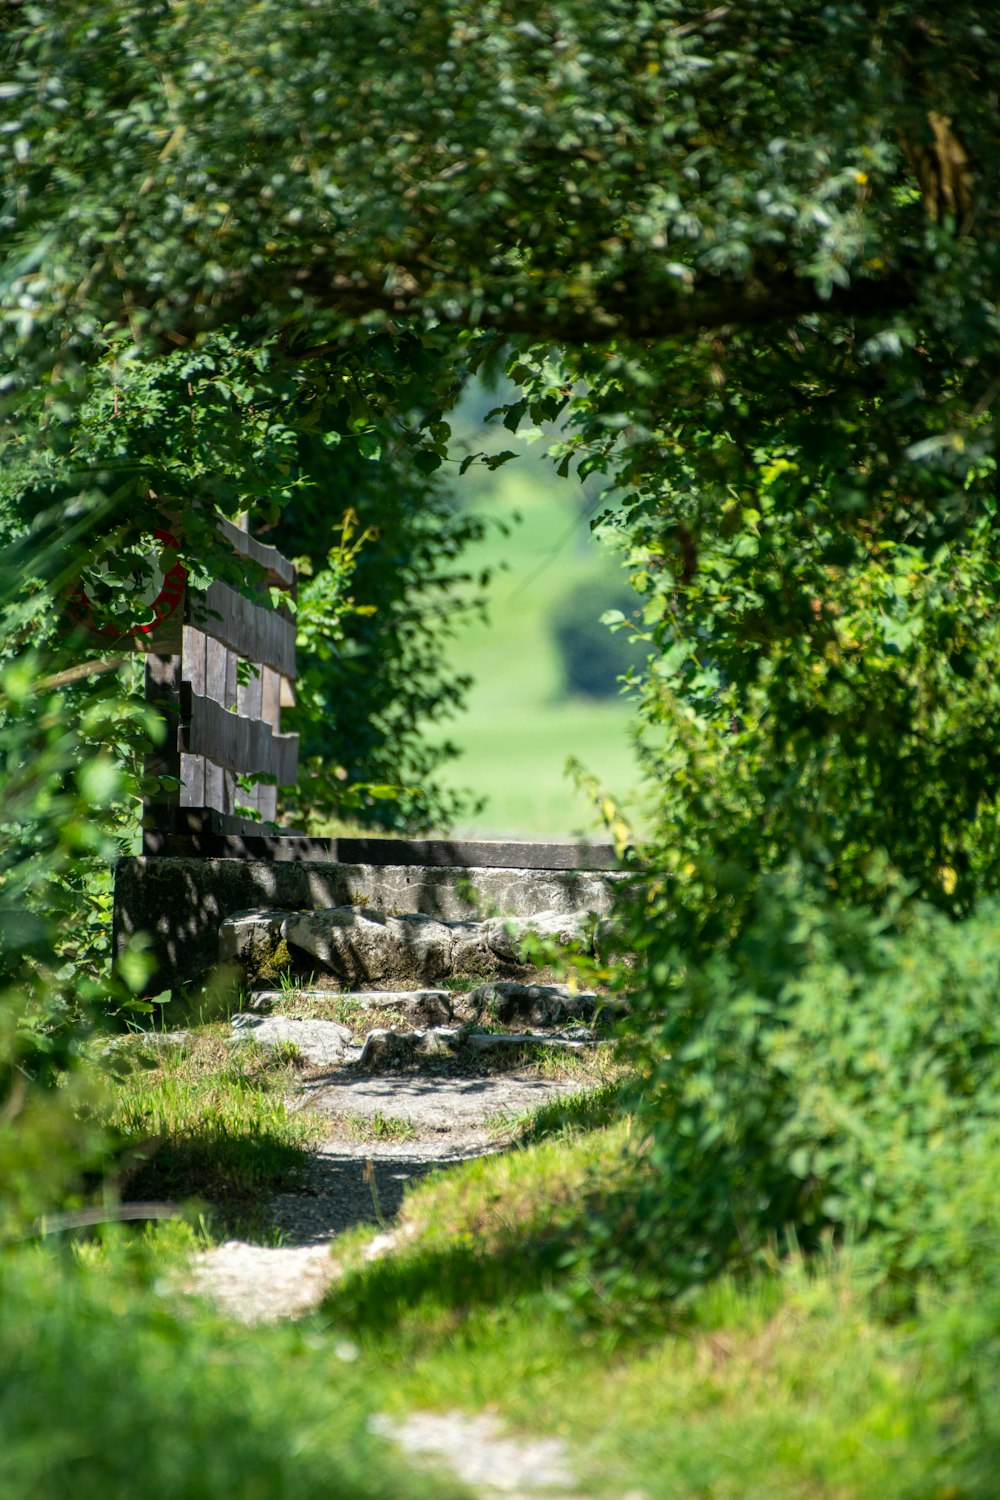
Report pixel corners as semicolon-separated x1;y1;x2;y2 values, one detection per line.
101;1030;193;1073
115;854;622;993
355;1022;601;1069
221;905;605;988
247;988;456;1025
483;910;593;964
283;907;454;986
448;920;493;978
462;980;602;1027
138;1029;194;1050
229;1014;354;1067
357;1027;463;1069
464;1028;595;1054
242;990;279;1012
218;909;287;966
594;915;634;965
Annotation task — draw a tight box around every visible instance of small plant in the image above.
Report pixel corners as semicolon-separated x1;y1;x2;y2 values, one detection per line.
346;1111;417;1145
277;967;317;995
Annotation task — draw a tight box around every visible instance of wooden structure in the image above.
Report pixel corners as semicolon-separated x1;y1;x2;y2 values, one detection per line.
143;518;299;850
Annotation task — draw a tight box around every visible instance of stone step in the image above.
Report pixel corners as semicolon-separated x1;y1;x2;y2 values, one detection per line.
356;1026;601;1070
242;981;624;1031
221;905;616;989
114;851;620;992
229;1012;607;1070
244;988;457;1027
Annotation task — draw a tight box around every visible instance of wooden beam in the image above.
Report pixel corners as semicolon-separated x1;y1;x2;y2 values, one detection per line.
192;580;296;678
218;517;296;590
180;687;299;785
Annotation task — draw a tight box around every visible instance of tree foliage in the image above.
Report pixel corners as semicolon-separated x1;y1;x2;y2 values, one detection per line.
5;2;997;367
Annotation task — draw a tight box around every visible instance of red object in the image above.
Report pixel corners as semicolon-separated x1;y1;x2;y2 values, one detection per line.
66;527;187;641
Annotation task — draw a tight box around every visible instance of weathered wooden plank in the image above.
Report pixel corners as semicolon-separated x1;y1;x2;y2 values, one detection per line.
202;632;234;814
261;665;282;729
237;661;264;720
218;516;296;590
257;782;278;823
192;580;296;677
234;661;264;815
181;689;299;785
170;808;280;838
179;625;206;808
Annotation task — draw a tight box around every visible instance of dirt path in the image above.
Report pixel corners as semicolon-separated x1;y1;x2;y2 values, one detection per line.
186;1063;584;1322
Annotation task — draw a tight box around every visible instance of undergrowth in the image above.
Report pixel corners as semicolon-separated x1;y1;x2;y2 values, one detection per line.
0;1241;462;1500
103;1031;321;1238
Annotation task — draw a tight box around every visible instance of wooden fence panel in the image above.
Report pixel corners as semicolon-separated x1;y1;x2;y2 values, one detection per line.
143;520;297;841
197;580;296;678
180;689;299;784
178;625;206;809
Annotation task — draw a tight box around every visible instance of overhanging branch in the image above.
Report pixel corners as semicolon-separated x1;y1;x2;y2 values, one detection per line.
180;261;916;357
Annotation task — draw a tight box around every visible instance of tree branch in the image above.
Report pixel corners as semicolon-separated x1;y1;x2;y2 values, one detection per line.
267;266;916;356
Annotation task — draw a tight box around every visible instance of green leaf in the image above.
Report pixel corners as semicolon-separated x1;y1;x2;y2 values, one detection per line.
76;756;122;807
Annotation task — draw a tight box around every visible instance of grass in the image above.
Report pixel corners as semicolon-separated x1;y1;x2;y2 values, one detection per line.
0;1242;463;1500
430;460;649;839
103;1028;322;1239
345;1111;417;1144
88;988;999;1500
318;1102;996;1500
60;1003;999;1500
270;990;412;1038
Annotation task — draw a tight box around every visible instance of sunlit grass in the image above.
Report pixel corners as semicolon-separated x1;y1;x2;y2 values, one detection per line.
104;1029;321;1238
431;466;648;838
320;1091;988;1500
0;1245;462;1500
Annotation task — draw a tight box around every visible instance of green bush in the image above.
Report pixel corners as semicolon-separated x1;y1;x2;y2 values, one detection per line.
549;570;647;699
598;882;1000;1301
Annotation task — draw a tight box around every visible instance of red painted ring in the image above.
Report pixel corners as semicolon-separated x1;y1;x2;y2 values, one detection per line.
66;527;187;641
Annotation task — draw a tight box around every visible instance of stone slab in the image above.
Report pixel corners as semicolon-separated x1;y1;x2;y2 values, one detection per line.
221;906;600;988
356;1025;599;1070
113;856;622;992
229;1014;354;1066
142;832;620;870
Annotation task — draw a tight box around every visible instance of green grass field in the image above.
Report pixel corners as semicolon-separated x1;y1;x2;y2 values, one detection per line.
431;443;648;840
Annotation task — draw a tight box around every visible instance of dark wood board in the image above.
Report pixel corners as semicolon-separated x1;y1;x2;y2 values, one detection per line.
180;688;299;784
142;830;621;870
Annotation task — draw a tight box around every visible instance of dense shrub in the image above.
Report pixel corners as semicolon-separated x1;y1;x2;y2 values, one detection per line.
599;880;1000;1298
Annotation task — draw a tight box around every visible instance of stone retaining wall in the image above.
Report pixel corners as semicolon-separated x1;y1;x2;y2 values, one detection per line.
113;856;623;992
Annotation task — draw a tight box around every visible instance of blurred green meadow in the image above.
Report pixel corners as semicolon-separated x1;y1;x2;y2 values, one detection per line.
431;424;649;840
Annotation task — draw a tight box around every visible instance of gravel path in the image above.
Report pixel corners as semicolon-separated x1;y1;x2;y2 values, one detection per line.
372;1411;589;1499
185;1064;584;1321
179;1049;618;1497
